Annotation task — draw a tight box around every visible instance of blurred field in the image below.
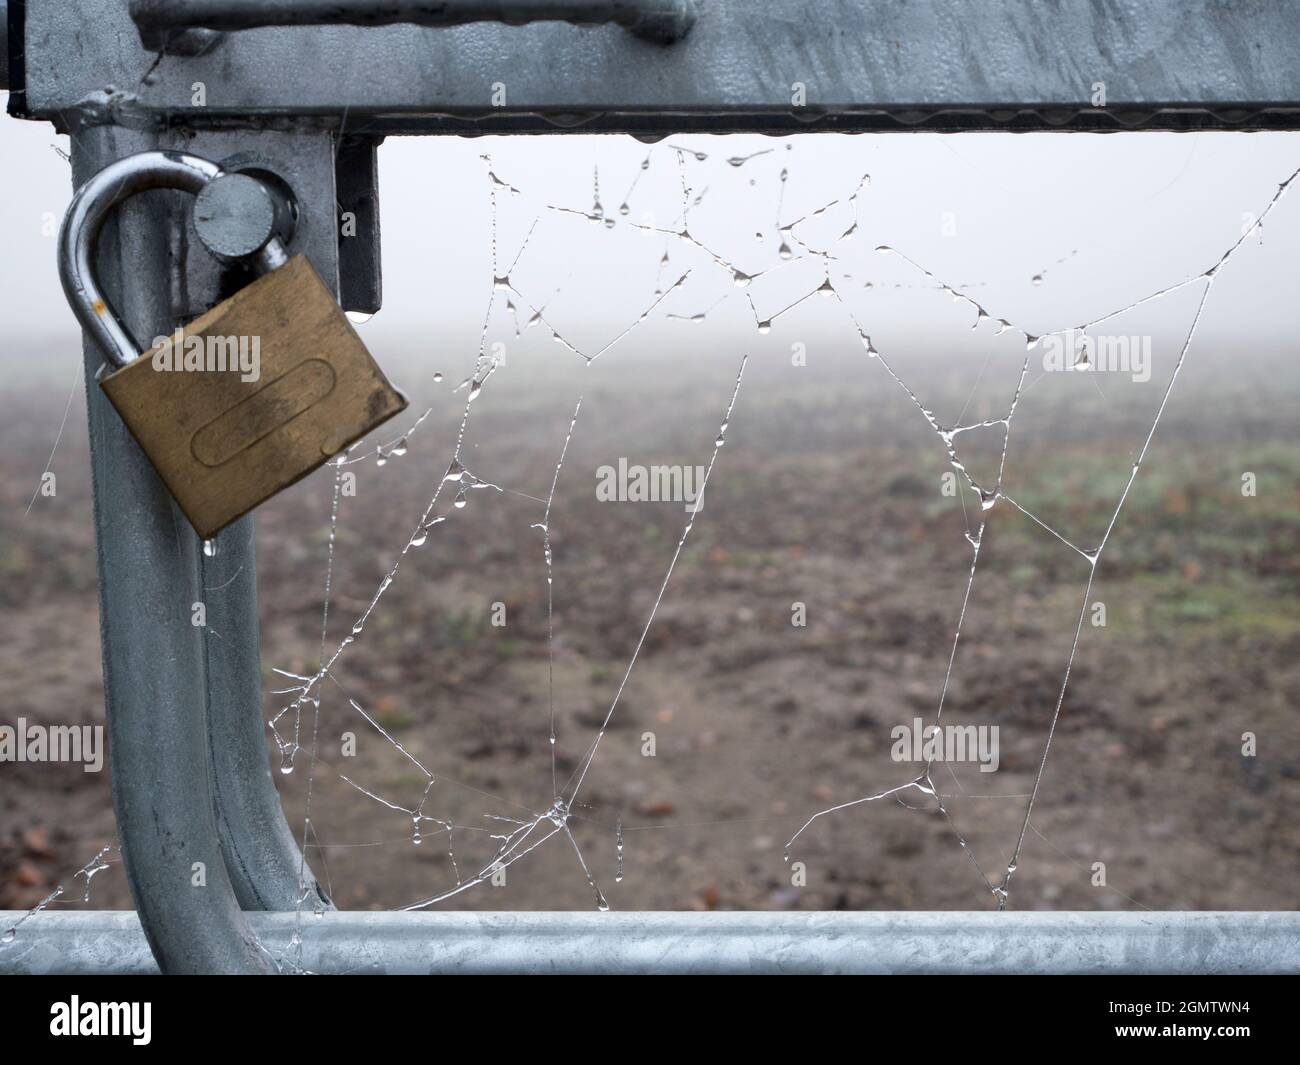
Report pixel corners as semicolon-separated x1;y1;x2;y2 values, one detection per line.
2;330;1296;914
1;132;1298;917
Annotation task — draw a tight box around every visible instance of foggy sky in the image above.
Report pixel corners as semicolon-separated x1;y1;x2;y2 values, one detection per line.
1;97;1296;390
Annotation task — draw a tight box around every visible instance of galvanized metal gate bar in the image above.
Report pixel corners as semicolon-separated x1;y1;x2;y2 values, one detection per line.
69;122;274;974
4;911;1298;975
11;1;1300;133
203;514;331;914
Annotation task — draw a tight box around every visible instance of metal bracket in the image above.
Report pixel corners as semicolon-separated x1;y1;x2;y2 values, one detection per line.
335;136;383;316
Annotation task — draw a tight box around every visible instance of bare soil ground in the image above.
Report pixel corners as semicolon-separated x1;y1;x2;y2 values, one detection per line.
2;335;1297;916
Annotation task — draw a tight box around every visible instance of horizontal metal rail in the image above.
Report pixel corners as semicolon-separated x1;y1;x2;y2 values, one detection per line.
2;912;1297;975
13;1;1300;132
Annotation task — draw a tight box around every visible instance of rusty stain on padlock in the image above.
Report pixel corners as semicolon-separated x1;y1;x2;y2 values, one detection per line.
59;150;407;539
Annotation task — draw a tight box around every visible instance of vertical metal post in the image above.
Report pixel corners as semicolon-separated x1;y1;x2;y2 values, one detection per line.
203;515;331;913
72;122;273;973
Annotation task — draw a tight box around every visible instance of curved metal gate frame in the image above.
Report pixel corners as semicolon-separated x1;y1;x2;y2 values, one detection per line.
2;0;1299;974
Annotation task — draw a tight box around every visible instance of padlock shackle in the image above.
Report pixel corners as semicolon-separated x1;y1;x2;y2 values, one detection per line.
59;150;288;369
59;151;220;367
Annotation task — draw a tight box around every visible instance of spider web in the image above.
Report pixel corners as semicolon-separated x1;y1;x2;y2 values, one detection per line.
252;134;1298;946
1;132;1295;963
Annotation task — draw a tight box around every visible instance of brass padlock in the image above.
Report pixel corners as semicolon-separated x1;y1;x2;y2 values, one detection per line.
59;150;407;539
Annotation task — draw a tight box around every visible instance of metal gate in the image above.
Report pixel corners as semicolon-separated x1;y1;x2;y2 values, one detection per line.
2;0;1299;974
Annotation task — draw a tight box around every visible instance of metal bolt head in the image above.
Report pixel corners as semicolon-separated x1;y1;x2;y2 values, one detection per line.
193;173;278;261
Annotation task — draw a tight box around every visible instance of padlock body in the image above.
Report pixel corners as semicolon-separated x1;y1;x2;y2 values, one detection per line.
100;255;407;539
